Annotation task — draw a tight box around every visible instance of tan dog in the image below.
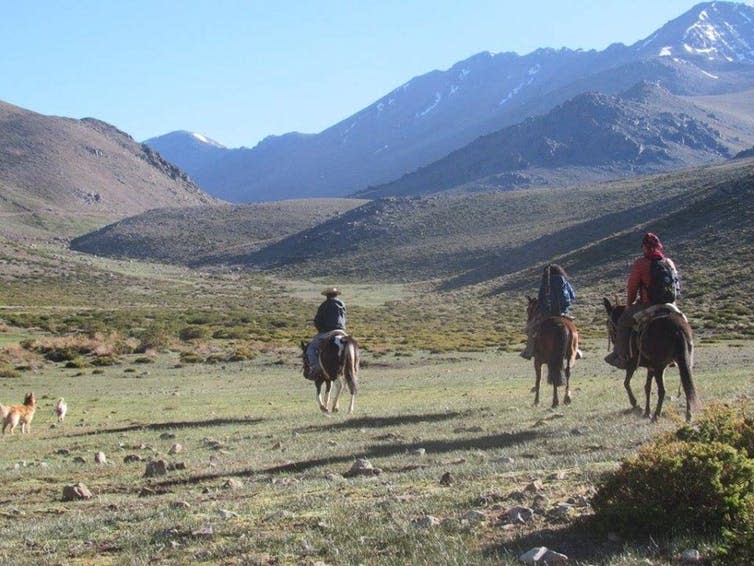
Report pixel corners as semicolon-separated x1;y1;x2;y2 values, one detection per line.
54;398;67;422
3;392;37;434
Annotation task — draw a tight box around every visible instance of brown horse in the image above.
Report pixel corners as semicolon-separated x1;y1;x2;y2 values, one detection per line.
603;298;698;422
301;332;360;414
526;297;579;408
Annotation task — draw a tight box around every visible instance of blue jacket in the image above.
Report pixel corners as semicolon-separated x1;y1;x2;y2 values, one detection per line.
538;274;575;316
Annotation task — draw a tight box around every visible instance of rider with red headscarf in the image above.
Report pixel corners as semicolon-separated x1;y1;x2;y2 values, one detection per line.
605;232;680;369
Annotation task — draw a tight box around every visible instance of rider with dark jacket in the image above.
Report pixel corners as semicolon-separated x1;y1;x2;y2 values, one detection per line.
521;264;576;360
305;288;347;379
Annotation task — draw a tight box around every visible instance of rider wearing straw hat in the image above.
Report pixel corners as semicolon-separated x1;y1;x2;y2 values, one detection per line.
305;287;347;380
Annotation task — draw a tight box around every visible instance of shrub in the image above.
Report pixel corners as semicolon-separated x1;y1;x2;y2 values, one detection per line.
592;404;754;561
137;323;172;353
92;354;121;367
179;326;206;341
0;364;20;378
179;352;203;364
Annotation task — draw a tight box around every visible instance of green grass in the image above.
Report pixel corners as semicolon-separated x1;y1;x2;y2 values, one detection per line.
0;339;751;564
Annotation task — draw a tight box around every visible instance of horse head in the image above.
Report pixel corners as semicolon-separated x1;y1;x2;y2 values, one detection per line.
526;295;538;322
603;298;625;348
300;341;310;377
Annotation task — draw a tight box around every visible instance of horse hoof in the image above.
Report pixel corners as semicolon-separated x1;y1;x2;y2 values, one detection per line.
332;407;339;413
564;397;572;405
320;406;329;413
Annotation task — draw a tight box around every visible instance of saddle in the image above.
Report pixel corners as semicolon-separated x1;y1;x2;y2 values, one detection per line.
629;303;686;361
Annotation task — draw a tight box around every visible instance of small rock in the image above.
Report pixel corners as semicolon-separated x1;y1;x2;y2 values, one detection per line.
191;525;214;538
463;510;486;523
410;448;426;456
532;494;550;512
542;549;569;564
95;451;107;464
73;456;86;464
124;454;143;463
440;471;453;486
343;458;382;477
62;483;93;501
507;506;535;524
524;481;544;493
171;501;191;509
519;547;548;563
144;459;168;477
678;549;702;564
413;515;441;528
222;478;244;490
168;443;182;455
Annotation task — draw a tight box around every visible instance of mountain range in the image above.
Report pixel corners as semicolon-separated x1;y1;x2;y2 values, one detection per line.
145;1;754;202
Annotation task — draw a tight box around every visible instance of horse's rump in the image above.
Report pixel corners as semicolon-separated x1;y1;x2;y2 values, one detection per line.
537;317;577;387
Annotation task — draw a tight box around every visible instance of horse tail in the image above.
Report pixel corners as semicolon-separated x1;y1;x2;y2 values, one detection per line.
546;321;567;387
674;325;699;410
343;339;359;395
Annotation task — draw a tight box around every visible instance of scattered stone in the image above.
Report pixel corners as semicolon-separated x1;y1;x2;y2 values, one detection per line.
519;547;548;563
678;549;702;564
144;459;168;477
62;483;93;501
440;471;453;486
95;451;107;464
507;506;535;524
463;510;486;523
410;448;426;456
524;481;544;493
532;494;550;512
171;501;191;509
222;478;244;490
56;448;71;456
518;547;568;564
73;456;86;464
168;443;182;455
413;515;441;528
325;472;344;481
343;458;382;477
271;441;283;450
191;525;214;538
550;503;574;519
124;454;143;463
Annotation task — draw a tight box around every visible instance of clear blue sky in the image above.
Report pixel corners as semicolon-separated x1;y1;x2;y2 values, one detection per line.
0;1;729;148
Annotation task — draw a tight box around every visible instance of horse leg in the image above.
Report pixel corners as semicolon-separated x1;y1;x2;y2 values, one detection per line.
533;361;542;406
624;368;637;409
330;377;344;413
563;362;572;405
552;383;559;409
643;370;653;419
315;380;328;413
652;368;666;423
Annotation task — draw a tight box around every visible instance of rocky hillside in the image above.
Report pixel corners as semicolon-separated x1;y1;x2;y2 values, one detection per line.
0;100;215;238
357;82;746;197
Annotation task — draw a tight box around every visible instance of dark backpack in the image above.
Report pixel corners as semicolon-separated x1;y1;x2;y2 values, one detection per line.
647;258;677;304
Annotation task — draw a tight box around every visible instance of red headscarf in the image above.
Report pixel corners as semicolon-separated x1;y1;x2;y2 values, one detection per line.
642;232;665;260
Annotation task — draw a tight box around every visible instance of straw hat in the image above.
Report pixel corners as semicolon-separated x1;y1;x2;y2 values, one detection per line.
322;287;341;296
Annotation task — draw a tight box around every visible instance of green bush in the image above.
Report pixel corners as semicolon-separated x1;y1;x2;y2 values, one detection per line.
0;364;20;378
592;405;754;561
92;354;121;367
179;326;206;341
64;356;91;369
179;352;204;364
137;323;171;353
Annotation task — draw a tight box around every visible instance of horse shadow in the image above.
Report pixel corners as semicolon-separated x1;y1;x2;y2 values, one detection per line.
63;417;266;438
154;426;545;488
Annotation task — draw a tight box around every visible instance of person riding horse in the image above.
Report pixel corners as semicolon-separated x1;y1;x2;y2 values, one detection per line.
605;232;680;370
305;287;347;381
521;264;577;360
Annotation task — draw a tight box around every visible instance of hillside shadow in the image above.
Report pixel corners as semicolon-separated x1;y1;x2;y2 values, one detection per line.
439;192;689;292
153;427;543;488
64;417;265;438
